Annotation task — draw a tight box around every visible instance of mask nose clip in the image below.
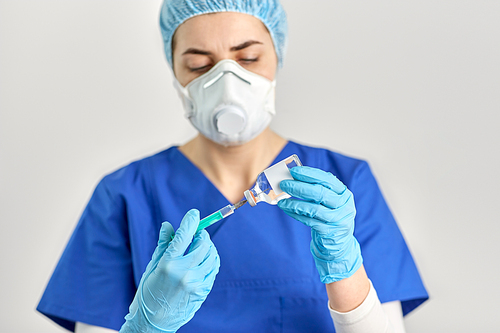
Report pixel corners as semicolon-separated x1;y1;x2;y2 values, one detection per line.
214;105;247;135
203;71;251;89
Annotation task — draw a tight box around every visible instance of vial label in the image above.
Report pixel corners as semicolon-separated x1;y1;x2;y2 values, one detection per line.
263;160;293;196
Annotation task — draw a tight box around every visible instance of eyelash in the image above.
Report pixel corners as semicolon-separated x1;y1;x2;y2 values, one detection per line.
189;65;210;73
240;58;258;64
189;58;258;72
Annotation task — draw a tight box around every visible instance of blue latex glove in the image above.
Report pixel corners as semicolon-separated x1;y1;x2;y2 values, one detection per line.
120;209;220;333
278;166;363;284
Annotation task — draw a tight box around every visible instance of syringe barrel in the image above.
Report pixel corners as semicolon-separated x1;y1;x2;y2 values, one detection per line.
219;204;235;218
197;210;223;232
196;204;234;232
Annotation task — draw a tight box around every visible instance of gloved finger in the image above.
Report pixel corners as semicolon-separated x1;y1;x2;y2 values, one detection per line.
280;179;351;209
201;240;220;275
183;229;213;267
196;241;220;280
289;166;346;195
187;243;220;286
278;205;331;235
200;252;220;291
150;221;175;262
191;231;220;277
166;209;200;258
278;199;355;228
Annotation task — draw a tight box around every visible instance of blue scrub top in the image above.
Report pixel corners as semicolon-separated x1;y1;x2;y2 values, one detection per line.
37;141;428;332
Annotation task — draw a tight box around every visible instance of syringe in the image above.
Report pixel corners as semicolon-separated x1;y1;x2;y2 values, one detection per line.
196;199;247;233
171;199;247;240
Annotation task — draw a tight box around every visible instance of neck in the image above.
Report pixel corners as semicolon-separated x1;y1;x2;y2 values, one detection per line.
178;128;287;203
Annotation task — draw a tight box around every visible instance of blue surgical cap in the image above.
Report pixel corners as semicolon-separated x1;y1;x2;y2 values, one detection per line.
159;0;288;68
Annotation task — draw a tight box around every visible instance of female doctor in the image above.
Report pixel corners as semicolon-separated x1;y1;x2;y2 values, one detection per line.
37;0;428;332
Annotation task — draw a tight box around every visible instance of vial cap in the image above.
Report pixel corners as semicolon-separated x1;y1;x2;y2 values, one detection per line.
244;190;257;207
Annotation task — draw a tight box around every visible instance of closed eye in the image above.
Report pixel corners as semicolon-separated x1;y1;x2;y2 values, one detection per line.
189;65;211;72
239;58;258;65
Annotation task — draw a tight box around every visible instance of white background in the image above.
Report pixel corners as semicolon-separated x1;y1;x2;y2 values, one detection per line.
1;1;499;332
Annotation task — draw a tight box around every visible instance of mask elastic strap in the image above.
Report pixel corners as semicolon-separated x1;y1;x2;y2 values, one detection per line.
173;79;195;118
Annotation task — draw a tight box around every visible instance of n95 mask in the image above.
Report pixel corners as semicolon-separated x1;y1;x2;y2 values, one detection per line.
174;59;276;146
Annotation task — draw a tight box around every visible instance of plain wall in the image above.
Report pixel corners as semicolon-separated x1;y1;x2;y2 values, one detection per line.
1;1;499;332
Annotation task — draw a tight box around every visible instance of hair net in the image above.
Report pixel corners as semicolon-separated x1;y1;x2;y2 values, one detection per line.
159;0;288;68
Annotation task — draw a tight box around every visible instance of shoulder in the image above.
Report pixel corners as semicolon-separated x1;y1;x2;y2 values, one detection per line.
98;146;179;193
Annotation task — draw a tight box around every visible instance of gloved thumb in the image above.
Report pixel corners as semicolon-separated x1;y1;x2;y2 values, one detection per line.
166;209;200;258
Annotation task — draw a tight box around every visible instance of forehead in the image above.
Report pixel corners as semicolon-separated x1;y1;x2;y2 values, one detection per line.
173;12;271;50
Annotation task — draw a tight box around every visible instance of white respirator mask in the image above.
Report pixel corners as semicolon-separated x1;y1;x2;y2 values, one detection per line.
174;59;276;146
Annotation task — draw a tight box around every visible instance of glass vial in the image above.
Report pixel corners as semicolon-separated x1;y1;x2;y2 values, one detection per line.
244;154;302;207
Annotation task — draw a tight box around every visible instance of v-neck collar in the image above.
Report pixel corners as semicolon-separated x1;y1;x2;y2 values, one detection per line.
171;141;294;205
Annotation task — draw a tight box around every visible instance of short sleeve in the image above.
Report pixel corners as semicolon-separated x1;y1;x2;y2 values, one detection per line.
36;177;136;331
350;162;428;316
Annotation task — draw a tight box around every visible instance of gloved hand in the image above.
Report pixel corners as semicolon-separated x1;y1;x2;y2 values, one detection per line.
120;209;220;333
278;166;363;284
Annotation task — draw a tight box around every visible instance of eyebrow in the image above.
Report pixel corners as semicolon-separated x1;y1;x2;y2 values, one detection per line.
230;40;263;51
182;48;212;56
182;40;263;56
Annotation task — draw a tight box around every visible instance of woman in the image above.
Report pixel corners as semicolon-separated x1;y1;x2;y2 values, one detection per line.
37;1;428;332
